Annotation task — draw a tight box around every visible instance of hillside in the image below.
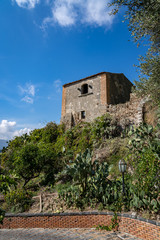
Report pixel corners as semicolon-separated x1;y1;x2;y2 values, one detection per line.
0;113;159;219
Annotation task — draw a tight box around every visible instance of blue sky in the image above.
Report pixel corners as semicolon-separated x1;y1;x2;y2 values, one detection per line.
0;0;147;140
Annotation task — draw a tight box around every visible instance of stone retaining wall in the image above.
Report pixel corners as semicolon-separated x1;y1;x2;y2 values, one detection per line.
106;94;148;127
1;212;160;240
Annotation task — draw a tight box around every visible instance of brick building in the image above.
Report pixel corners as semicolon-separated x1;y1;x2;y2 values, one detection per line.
61;72;133;127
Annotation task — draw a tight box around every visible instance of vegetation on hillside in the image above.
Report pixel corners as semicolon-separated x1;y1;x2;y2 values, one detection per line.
0;113;159;218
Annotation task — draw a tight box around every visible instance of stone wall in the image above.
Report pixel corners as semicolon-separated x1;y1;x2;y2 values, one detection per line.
61;72;134;128
106;93;148;127
108;73;133;105
62;75;103;123
62;92;148;129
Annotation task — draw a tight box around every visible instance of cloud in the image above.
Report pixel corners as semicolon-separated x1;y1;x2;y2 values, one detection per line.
54;79;62;93
0;120;31;140
12;0;114;28
11;0;114;29
13;0;40;9
19;83;35;96
14;127;31;137
52;0;77;26
18;83;35;104
21;96;34;104
84;0;114;26
42;0;114;28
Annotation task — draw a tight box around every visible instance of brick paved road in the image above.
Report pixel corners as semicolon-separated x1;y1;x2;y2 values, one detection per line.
0;228;142;240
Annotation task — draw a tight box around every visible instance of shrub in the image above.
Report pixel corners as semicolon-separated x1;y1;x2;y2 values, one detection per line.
126;124;160;213
90;114;122;145
0;208;5;224
4;189;33;213
58;149;122;209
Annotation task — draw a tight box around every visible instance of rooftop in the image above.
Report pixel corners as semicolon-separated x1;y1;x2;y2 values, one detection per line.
63;72;125;87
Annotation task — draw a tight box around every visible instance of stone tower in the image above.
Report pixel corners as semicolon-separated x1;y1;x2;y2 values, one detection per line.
61;72;133;128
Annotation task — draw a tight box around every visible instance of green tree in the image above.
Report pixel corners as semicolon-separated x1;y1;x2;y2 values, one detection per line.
135;51;160;105
42;122;59;143
12;143;44;187
37;142;63;185
110;0;160;105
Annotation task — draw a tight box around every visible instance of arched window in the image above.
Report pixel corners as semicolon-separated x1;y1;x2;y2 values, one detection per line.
81;84;88;94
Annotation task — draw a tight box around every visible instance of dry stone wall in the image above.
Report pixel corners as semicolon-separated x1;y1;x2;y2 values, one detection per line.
62;93;148;129
106;93;148;128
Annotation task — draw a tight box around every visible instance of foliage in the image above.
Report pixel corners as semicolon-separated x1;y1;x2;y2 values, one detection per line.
0;208;5;225
58;149;123;209
58;123;160;214
38;142;63;185
41;122;59;143
134;51;160;105
1;122;63;188
126;124;160;213
110;0;160;47
4;189;33;213
128;124;160;157
96;212;119;231
0;168;16;194
1;116;159;216
1;115;119;188
90;114;122;146
0;167;16;224
105;137;129;178
55;114;122;159
109;0;160;105
11;143;45;187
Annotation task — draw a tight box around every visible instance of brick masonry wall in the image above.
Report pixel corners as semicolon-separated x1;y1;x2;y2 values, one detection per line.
1;212;160;240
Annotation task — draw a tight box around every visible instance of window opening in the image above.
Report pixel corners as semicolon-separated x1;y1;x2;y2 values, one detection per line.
81;111;86;119
81;84;88;94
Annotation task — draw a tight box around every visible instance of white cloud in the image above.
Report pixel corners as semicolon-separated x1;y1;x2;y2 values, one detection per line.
42;0;114;28
19;83;35;96
12;0;114;28
84;0;114;26
14;127;31;137
18;83;35;104
13;0;40;9
54;79;62;93
0;120;31;140
52;0;77;26
21;96;34;104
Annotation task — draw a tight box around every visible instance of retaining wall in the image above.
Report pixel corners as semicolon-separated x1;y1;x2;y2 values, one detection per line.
1;212;160;240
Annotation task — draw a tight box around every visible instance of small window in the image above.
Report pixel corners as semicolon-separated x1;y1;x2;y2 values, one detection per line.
81;111;86;119
81;84;88;94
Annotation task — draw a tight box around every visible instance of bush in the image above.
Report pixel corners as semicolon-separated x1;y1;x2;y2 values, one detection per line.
126;124;160;213
126;150;160;213
58;149;123;209
0;208;5;224
90;114;122;145
4;189;33;213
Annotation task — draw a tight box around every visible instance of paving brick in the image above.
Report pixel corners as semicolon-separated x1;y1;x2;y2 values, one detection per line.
0;228;141;240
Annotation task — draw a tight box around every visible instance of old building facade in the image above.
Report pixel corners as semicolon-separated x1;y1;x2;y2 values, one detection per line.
61;72;136;127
